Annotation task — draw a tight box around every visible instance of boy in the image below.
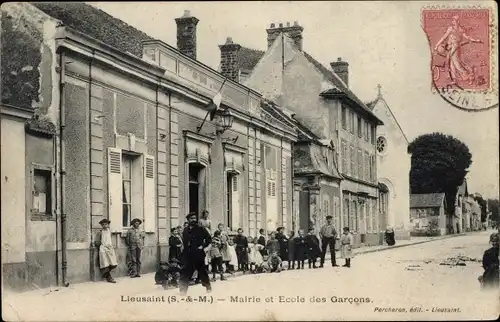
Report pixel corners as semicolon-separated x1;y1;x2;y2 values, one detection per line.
340;227;354;268
125;218;144;278
294;229;307;269
94;219;117;283
209;230;226;282
169;227;183;262
305;227;320;269
266;232;282;273
288;231;296;270
155;258;181;289
234;228;250;272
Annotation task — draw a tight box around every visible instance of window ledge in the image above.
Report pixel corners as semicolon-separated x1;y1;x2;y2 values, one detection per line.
30;214;56;221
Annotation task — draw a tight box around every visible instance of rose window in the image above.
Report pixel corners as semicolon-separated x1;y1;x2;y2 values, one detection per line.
376;136;387;154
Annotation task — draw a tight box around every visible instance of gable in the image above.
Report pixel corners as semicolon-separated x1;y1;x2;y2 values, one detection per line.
371;98;409;144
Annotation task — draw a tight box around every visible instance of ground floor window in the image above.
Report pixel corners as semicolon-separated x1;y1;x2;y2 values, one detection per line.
188;163;206;219
32;167;53;218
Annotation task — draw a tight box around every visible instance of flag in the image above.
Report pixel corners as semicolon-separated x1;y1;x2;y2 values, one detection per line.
208;91;222;121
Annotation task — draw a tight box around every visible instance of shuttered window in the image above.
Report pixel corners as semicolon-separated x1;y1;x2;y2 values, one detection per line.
341;140;348;174
357;149;363;180
350;145;355;177
108;148;123;232
143;155;155;233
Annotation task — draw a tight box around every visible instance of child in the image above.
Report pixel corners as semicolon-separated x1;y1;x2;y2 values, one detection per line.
305;227;320;269
249;237;265;273
480;233;499;289
125;218;144;278
155;258;181;289
169;227;183;262
288;231;296;270
94;219;117;283
227;237;238;273
267;252;283;273
257;229;267;257
216;223;232;273
209;231;226;282
340;227;354;268
234;228;250;272
294;229;307;269
266;231;280;258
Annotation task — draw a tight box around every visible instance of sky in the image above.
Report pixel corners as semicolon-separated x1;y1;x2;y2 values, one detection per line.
90;1;499;199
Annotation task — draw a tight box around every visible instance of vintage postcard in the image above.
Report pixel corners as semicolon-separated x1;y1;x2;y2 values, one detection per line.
1;1;499;321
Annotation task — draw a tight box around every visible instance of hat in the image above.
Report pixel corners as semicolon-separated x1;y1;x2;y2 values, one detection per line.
99;218;110;225
130;218;142;225
326;215;333;220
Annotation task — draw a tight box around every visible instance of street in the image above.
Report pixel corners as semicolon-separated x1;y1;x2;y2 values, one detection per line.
3;230;498;321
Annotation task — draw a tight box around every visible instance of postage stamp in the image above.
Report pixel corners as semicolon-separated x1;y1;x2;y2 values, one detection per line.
422;6;498;111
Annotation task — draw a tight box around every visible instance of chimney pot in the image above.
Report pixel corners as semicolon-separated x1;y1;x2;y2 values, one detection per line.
270;23;275;28
219;38;241;82
266;20;304;50
330;59;349;87
286;22;290;27
183;10;191;17
279;23;283;28
294;20;299;26
337;57;342;62
226;37;233;44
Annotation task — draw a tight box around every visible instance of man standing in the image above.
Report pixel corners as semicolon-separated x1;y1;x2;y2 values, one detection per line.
319;215;339;268
179;212;212;295
125;218;144;277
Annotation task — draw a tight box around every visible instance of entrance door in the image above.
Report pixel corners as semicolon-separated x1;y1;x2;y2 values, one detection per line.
188;163;204;218
226;173;234;230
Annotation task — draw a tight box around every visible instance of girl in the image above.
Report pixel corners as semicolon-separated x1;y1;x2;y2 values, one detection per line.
340;227;354;268
247;237;256;272
294;229;307;269
216;223;232;273
227;237;239;273
209;231;226;282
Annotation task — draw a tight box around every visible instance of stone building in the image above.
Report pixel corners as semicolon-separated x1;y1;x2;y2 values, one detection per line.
219;22;384;246
366;85;411;240
1;3;296;290
409;193;447;236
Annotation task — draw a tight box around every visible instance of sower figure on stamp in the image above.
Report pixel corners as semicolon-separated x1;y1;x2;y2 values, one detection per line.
179;212;212;295
319;215;339;268
125;218;144;278
94;219;117;283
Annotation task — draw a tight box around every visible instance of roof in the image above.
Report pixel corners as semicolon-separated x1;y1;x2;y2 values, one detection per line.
410;193;446;208
238;46;265;71
32;3;153;58
294;143;342;180
237;42;382;124
365;95;409;144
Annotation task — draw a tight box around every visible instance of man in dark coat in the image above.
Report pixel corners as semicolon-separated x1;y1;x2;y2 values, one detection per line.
257;228;267;257
276;227;289;268
179;213;212;295
319;216;339;267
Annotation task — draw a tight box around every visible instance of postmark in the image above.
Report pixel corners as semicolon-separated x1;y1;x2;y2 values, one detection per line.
422;6;498;112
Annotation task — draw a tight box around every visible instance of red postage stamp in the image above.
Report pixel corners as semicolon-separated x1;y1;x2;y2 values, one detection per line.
422;7;498;111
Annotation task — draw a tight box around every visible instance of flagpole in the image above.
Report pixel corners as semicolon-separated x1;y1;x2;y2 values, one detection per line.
196;77;228;133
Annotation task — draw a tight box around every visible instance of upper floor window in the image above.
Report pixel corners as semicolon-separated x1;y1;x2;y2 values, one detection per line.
341;105;347;130
349;111;355;134
350;145;355;177
357;117;362;138
371;126;376;145
364;120;369;142
341;140;348;174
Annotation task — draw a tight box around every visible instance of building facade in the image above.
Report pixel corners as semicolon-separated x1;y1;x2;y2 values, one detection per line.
409;193;447;236
230;23;383;246
366;86;411;240
1;3;296;290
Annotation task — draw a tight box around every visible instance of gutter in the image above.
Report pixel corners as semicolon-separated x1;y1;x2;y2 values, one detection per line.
58;50;69;287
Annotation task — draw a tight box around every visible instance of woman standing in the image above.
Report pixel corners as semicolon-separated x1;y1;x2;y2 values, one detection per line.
199;210;212;234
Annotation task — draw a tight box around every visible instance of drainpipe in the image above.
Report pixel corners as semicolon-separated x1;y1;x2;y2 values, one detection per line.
290;139;295;231
59;50;69;287
155;78;160;264
88;51;95;280
54;122;60;285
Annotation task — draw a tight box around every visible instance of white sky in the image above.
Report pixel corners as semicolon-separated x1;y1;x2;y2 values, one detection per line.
90;1;499;199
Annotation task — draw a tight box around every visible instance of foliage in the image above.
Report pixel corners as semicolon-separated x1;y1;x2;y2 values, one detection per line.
409;132;472;216
487;199;499;223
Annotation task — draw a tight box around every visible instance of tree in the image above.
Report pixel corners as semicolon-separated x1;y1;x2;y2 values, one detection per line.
487;199;499;224
473;194;488;222
409;132;472;215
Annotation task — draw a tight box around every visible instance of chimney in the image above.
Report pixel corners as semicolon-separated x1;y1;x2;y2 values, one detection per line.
330;57;349;86
175;10;199;60
219;37;241;82
266;20;304;51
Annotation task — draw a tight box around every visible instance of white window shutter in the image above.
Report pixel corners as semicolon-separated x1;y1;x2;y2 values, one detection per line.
108;148;122;233
232;175;240;230
143;155;155;233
